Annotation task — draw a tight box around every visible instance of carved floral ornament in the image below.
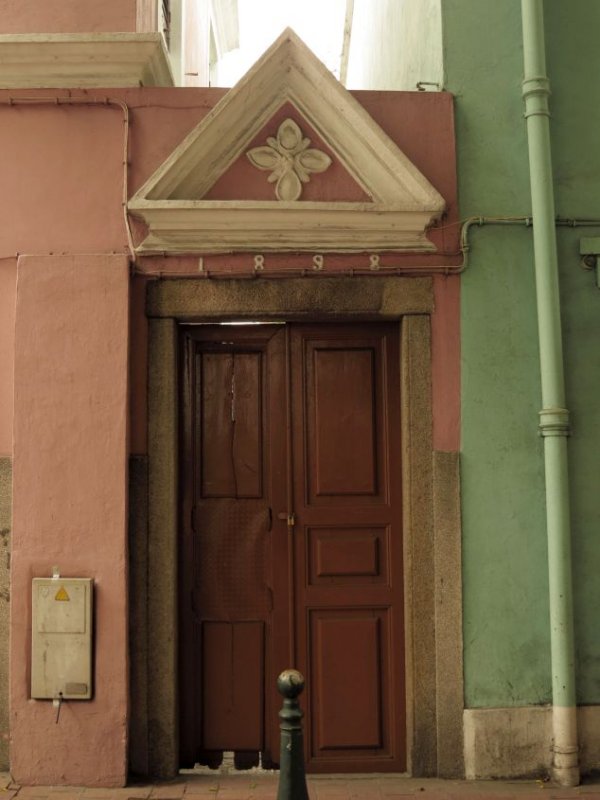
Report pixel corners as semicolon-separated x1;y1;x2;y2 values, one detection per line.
246;118;332;201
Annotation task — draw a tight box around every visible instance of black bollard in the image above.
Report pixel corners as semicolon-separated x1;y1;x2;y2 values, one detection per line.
276;669;310;800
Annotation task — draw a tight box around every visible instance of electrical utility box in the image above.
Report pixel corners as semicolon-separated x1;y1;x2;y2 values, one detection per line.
31;578;93;700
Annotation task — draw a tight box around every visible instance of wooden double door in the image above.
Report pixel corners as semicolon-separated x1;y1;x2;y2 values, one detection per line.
179;322;405;773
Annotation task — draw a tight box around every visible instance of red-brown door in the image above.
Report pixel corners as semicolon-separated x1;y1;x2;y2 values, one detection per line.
179;323;405;773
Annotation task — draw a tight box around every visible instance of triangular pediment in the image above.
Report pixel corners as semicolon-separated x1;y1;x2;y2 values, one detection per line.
129;28;446;254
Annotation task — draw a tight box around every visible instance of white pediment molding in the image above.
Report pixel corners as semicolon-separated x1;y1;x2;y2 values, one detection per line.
128;28;446;254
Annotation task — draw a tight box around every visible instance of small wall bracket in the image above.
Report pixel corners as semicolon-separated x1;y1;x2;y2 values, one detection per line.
579;237;600;288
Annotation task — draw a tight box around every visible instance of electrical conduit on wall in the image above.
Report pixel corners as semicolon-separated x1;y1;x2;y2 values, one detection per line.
520;0;579;787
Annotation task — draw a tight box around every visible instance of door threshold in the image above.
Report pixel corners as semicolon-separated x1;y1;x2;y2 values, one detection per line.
180;752;278;777
180;768;412;780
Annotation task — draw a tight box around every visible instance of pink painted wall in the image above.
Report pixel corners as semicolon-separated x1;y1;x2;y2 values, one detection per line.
0;101;127;256
0;0;137;33
0;88;459;784
0;259;16;456
11;254;129;786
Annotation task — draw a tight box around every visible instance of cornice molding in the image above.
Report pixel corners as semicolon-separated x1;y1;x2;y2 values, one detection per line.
0;33;174;88
131;200;439;254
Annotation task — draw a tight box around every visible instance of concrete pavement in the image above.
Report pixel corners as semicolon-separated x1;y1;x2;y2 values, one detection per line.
4;772;600;800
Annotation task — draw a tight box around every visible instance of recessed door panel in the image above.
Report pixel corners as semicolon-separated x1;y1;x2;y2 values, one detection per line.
301;332;389;508
308;526;388;585
200;352;263;498
202;621;264;750
312;347;377;496
310;610;386;751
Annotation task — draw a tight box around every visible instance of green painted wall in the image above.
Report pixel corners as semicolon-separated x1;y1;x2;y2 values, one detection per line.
443;0;600;707
545;0;600;704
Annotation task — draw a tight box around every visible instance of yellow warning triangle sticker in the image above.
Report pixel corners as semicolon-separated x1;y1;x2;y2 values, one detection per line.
55;586;70;602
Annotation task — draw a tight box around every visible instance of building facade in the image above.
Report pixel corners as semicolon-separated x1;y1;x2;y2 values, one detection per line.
0;0;598;788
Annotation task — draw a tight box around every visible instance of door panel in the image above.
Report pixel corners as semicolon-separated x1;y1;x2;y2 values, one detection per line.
291;324;405;772
307;526;389;584
300;333;389;508
202;621;264;751
179;325;288;769
311;347;377;496
199;351;263;498
179;322;405;773
311;610;385;750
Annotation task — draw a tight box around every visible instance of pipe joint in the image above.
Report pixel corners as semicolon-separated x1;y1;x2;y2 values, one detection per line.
553;743;579;757
522;75;551;98
552;746;580;788
552;764;580;789
539;407;570;437
523;105;551;120
522;76;551;118
551;705;580;785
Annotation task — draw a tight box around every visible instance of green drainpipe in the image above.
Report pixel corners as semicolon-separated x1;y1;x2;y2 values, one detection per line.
521;0;579;786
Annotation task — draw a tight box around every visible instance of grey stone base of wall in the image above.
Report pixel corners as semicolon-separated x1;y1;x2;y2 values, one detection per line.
0;457;11;770
129;455;149;777
433;451;463;778
464;706;600;779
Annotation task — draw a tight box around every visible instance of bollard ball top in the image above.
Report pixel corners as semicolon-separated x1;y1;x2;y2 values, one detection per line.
277;669;305;699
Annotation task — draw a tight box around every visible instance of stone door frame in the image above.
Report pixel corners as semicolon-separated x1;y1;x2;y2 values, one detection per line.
133;275;463;779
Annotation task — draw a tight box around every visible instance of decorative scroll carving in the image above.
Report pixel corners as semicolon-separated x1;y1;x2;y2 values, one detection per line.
247;118;332;201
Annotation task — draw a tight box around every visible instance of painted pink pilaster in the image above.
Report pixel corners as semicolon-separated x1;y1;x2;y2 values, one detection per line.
11;254;129;786
0;258;16;456
432;274;460;452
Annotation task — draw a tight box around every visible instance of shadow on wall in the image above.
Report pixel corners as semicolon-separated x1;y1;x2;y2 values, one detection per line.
0;456;11;770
